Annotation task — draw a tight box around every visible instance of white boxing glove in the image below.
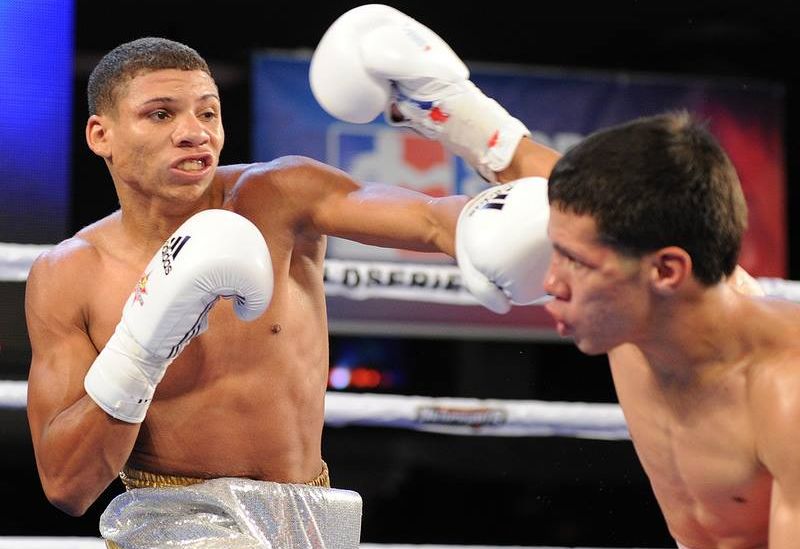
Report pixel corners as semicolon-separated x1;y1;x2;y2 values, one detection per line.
309;4;529;182
456;177;552;314
84;209;273;423
310;4;408;123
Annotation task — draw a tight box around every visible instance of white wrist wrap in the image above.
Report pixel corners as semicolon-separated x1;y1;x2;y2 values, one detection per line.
388;81;530;182
309;4;530;183
84;329;170;423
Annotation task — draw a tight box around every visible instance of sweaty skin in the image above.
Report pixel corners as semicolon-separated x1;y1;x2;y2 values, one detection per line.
25;68;467;516
544;208;800;549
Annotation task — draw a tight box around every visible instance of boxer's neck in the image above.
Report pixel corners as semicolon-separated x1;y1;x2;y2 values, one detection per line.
637;283;751;385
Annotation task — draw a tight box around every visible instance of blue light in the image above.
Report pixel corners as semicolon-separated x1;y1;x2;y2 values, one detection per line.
329;367;352;390
0;0;74;243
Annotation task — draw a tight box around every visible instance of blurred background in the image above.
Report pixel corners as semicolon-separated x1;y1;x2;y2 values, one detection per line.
2;0;799;546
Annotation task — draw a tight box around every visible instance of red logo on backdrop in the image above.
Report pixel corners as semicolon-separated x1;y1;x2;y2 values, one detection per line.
332;125;455;199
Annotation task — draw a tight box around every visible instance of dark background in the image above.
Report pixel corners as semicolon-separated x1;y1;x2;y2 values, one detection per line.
3;1;800;547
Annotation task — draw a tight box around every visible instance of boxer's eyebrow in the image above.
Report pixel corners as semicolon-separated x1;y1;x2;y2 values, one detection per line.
140;93;220;106
142;96;175;105
197;93;220;103
553;242;596;268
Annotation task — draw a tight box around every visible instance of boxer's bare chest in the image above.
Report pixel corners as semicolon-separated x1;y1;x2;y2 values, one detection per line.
84;227;329;384
614;364;771;543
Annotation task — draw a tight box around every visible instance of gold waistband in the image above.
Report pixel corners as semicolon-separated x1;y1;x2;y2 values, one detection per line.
119;460;330;490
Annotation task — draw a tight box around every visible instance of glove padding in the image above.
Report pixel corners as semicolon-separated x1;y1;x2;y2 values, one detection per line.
310;4;465;124
309;3;529;182
456;177;552;314
84;209;273;423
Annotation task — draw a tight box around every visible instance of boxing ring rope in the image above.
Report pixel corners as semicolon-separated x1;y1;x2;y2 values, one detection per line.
0;536;658;549
0;380;629;439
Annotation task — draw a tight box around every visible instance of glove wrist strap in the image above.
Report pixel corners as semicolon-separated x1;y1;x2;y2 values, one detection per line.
387;81;530;182
84;326;170;424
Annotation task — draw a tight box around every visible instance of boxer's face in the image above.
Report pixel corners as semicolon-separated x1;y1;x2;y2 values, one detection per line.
544;208;649;355
92;68;224;203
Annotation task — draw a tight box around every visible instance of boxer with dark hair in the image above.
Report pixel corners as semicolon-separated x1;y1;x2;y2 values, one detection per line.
315;5;800;548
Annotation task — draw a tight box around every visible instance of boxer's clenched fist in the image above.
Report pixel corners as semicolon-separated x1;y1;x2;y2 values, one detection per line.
456;177;552;313
84;209;273;423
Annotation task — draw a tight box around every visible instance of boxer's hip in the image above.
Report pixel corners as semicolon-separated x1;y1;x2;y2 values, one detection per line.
103;460;357;548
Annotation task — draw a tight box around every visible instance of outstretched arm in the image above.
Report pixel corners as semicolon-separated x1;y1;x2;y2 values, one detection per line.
240;156;467;257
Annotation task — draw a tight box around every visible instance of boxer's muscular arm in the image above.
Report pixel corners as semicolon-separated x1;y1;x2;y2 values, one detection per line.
26;212;271;516
496;136;561;182
299;137;558;257
311;175;467;257
237;156;467;256
752;358;800;547
25;243;139;516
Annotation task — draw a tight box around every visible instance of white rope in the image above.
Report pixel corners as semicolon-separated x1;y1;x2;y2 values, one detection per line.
756;277;800;302
0;380;629;440
0;380;27;408
0;539;652;549
0;539;103;549
0;243;52;281
3;242;799;305
324;392;629;439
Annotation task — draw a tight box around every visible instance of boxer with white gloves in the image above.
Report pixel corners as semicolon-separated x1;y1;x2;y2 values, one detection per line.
310;3;530;182
29;27;560;545
313;10;795;546
84;209;273;424
30;36;495;545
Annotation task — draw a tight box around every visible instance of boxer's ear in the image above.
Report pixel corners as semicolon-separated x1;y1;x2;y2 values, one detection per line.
86;115;112;159
648;246;691;295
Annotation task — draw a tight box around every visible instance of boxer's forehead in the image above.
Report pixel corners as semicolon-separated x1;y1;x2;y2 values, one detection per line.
548;207;630;271
548;208;601;251
120;69;219;107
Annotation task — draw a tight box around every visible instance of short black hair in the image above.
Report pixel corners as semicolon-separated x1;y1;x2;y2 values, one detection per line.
87;37;211;115
548;111;747;285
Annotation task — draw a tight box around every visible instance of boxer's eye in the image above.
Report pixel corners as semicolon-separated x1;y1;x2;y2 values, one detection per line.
149;110;170;121
555;250;588;272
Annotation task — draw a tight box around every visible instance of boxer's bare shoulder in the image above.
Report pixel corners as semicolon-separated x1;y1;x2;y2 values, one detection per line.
747;300;800;514
217;157;361;233
220;157;355;203
25;236;96;325
741;296;800;351
27;226;108;301
26;211;134;336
